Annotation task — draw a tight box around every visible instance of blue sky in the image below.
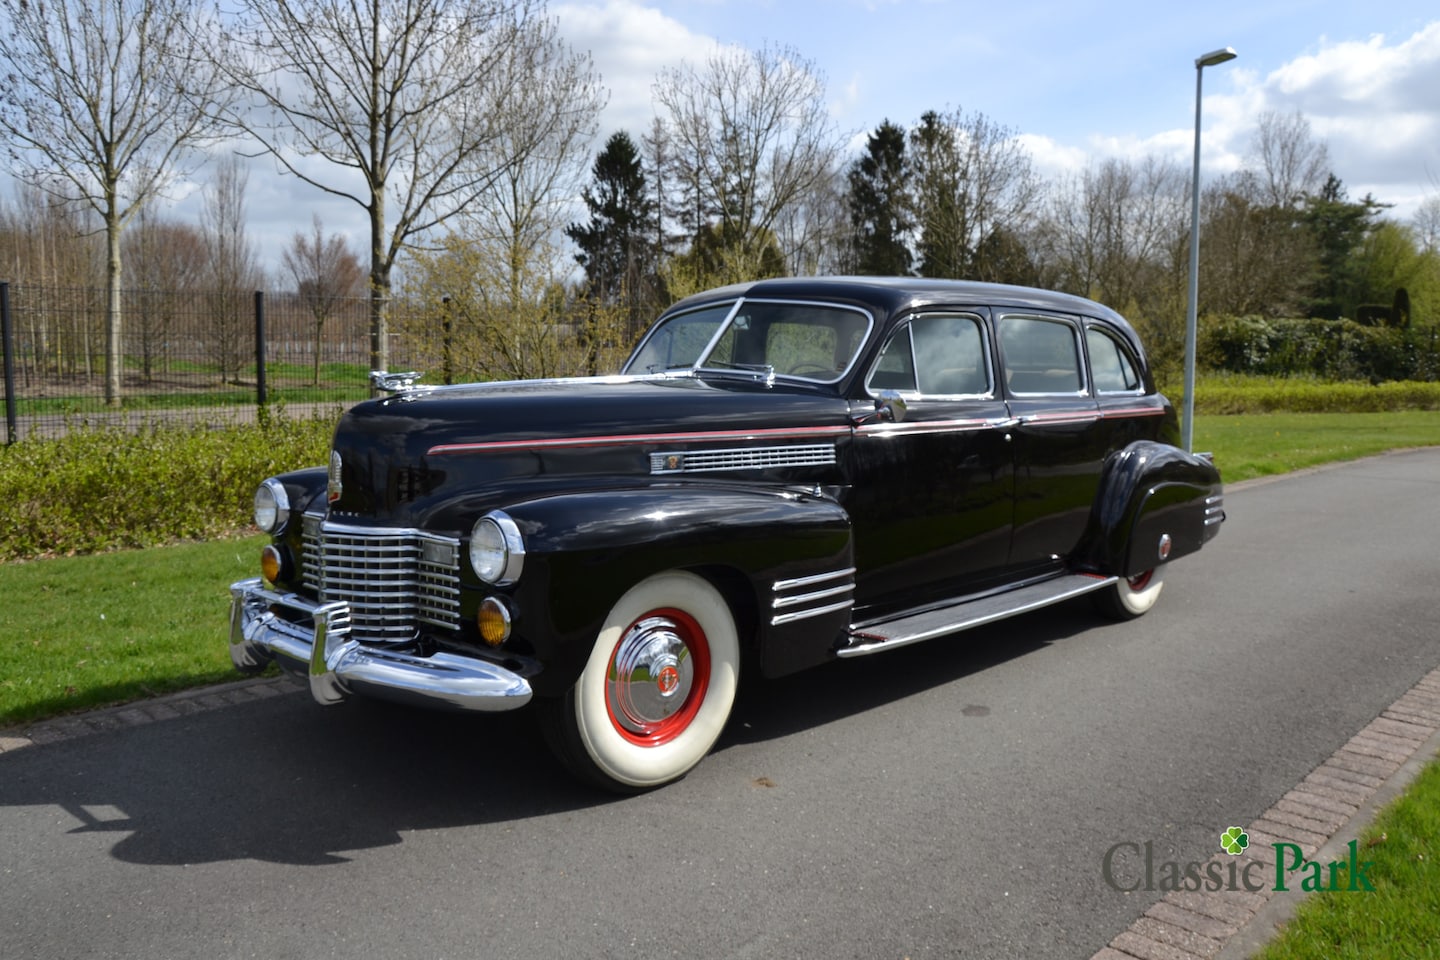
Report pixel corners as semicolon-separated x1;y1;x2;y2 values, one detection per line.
560;0;1440;208
140;1;1440;272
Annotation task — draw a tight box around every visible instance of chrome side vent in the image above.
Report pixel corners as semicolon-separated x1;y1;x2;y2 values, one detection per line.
770;567;856;627
1204;494;1225;527
650;444;837;475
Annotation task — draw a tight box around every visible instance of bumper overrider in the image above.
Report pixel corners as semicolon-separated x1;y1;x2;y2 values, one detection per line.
228;578;533;711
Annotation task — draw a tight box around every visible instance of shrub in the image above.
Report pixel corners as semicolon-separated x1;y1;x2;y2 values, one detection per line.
0;409;336;562
1200;315;1440;383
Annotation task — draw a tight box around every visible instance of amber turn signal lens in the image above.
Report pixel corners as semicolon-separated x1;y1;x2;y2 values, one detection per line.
260;545;283;584
478;597;512;646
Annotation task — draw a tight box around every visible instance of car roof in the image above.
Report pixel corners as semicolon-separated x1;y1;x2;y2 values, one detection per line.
666;276;1135;332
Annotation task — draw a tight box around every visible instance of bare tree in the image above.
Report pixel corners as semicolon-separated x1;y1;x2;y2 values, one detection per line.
1198;170;1317;318
1414;194;1440;255
653;43;844;288
0;0;231;404
281;216;366;384
126;211;207;381
217;0;585;375
201;156;264;384
1041;156;1187;309
1249;110;1330;208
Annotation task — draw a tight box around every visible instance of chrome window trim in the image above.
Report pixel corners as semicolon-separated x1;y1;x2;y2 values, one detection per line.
1084;323;1147;397
998;313;1090;398
865;312;997;401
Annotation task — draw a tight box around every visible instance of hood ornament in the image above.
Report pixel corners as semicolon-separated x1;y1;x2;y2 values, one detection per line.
370;370;424;394
327;450;343;503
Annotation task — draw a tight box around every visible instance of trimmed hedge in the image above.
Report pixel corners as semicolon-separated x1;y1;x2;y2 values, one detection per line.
1190;376;1440;415
0;409;335;562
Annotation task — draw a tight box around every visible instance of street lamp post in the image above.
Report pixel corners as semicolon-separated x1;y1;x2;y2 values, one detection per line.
1183;46;1237;453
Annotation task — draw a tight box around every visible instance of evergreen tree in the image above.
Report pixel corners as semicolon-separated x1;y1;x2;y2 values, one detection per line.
846;120;913;276
566;132;661;334
1302;175;1389;320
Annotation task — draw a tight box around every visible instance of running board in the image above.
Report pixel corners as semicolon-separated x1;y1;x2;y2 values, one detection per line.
838;574;1118;658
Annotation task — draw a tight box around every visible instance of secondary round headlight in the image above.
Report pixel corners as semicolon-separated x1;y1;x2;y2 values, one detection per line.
253;479;291;534
469;511;524;585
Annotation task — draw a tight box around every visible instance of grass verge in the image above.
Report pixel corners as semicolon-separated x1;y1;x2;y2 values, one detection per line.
0;535;268;726
1195;410;1440;482
1253;759;1440;959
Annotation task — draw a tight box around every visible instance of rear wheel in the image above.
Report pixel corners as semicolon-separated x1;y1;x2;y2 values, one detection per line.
1092;566;1166;620
541;571;739;792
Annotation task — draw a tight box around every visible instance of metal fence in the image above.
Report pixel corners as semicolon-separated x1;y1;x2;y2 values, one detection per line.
0;281;453;443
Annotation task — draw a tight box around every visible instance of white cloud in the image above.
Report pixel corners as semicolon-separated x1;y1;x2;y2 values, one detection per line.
555;1;721;139
1237;23;1440;214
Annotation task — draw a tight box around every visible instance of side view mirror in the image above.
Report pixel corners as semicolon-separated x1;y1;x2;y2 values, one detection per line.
875;390;908;423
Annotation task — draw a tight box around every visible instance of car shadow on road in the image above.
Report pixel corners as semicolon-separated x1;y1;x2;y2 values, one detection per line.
0;599;1102;868
722;595;1099;747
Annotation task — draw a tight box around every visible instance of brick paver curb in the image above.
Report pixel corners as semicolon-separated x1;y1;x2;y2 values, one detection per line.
1092;665;1440;960
0;675;304;753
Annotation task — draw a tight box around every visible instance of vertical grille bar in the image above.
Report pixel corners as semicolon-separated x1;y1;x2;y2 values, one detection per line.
301;515;461;641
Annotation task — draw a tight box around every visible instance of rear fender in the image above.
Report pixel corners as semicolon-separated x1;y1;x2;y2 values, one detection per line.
500;486;853;695
1084;441;1223;577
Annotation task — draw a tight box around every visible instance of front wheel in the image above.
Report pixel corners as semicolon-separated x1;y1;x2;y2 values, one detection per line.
540;571;740;792
1092;566;1166;620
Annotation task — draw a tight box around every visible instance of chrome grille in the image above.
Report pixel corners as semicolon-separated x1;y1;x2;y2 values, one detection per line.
302;515;461;641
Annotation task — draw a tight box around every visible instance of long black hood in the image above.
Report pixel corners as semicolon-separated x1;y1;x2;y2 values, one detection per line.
326;375;853;526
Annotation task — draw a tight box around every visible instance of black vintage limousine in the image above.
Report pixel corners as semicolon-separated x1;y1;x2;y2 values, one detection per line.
230;277;1224;790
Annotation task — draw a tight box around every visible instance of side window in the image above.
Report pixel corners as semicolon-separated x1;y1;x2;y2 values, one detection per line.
999;316;1084;395
866;326;917;393
1086;326;1142;393
913;315;989;395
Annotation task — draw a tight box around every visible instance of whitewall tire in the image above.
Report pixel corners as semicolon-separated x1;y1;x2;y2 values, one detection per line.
1093;566;1166;620
542;571;740;791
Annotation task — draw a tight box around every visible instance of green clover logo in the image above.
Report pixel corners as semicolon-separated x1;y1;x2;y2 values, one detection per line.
1221;826;1249;856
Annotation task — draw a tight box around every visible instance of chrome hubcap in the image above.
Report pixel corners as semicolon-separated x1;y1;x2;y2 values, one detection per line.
607;616;696;737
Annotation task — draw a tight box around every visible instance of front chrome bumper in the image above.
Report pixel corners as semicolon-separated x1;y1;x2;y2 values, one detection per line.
229;578;533;712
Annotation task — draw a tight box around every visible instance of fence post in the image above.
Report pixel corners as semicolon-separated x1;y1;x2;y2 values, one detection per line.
254;290;267;409
1;282;17;445
441;295;454;385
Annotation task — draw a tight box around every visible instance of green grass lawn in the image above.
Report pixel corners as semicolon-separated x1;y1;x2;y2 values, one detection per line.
0;535;268;726
1254;760;1440;959
1196;410;1440;482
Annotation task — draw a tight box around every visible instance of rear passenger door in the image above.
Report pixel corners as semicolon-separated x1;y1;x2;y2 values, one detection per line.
847;312;1015;615
997;313;1106;572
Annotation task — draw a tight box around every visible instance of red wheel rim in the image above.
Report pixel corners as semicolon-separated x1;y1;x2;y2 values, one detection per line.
1127;570;1155;591
604;608;711;746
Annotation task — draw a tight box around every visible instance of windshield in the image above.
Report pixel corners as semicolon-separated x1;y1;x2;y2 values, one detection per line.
625;298;872;384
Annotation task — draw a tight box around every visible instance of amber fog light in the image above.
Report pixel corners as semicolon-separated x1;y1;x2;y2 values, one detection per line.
260;545;284;584
478;597;512;647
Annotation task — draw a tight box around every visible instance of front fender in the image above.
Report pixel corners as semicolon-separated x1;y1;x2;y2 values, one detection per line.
499;485;854;695
1082;441;1223;577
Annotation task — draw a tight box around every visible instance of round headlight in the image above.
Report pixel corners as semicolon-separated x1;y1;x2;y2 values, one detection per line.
469;511;524;585
253;479;291;534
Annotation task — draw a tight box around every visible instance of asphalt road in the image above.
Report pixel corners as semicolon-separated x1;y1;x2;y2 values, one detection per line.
3;450;1438;959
